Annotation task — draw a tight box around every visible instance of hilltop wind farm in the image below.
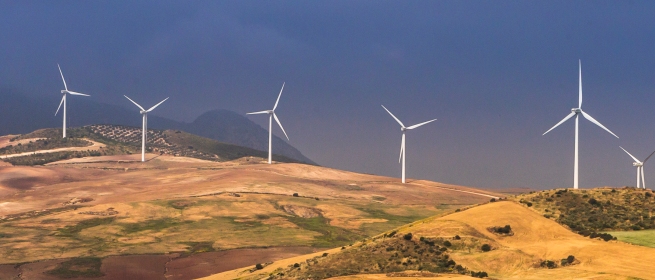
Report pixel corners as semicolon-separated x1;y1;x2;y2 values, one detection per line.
3;2;655;280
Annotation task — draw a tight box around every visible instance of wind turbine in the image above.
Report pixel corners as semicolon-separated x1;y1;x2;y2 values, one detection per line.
381;105;437;184
124;95;169;162
247;83;289;164
619;146;655;189
55;64;90;138
543;60;619;189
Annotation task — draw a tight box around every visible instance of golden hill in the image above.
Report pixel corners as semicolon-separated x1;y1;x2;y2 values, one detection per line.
207;201;655;280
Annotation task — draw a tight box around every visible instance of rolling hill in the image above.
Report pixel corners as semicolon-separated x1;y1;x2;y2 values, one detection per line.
207;200;655;279
0;136;499;279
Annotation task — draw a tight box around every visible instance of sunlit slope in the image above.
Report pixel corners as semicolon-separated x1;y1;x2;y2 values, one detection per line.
400;201;655;279
207;201;655;280
0;157;502;265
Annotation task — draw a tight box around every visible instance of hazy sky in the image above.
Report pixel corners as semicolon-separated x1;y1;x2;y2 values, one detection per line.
2;1;655;190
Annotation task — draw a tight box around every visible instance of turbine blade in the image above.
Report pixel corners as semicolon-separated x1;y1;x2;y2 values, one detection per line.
68;91;90;96
55;95;65;116
644;149;655;163
620;146;640;163
407;119;437;130
399;134;405;163
273;82;285;110
147;97;169;112
580;110;619;138
381;105;404;127
543;112;576;135
247;110;269;115
124;95;145;111
58;64;68;91
273;113;289;141
579;59;582;108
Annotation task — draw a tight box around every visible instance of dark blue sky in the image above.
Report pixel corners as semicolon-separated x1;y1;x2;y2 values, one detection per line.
2;1;655;190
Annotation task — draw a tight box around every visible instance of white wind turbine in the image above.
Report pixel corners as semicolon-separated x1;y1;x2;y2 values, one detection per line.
124;95;169;162
247;83;289;164
55;64;90;138
381;105;437;184
543;60;619;189
619;146;655;189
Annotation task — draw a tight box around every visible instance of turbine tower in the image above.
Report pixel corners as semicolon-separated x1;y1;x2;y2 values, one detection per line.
247;83;289;164
124;95;169;162
55;64;90;138
619;146;655;189
543;60;618;189
381;105;437;184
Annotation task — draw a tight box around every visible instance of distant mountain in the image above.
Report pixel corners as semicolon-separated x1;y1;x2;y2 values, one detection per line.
186;110;314;164
0;90;314;164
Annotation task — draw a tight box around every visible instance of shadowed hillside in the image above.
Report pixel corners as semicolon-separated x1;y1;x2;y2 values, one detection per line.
0;91;313;163
512;188;655;233
1;125;299;165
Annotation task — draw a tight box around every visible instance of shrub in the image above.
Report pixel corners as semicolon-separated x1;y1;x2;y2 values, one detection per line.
526;202;533;207
540;260;557;269
403;233;413;241
491;225;513;235
588;198;599;205
471;271;488;278
322;253;329;257
454;235;461;240
293;263;300;268
292;193;299;197
567;255;575;264
386;231;397;238
481;244;491;252
443;240;452;247
490;198;496;202
255;263;264;270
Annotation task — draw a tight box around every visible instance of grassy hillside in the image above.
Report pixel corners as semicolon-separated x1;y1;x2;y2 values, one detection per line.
511;188;655;234
208;201;655;280
0;137;91;155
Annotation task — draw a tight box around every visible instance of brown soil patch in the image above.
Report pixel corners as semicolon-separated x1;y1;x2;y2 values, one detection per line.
166;246;319;280
0;264;18;280
101;255;169;280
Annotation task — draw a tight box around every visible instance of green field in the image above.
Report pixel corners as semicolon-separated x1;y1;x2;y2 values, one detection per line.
605;229;655;248
0;194;445;264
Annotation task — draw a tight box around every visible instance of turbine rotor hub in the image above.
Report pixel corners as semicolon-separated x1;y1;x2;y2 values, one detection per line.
571;108;581;113
401;127;406;131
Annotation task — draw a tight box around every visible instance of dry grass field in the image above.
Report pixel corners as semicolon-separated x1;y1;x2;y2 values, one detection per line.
0;152;499;279
208;201;655;280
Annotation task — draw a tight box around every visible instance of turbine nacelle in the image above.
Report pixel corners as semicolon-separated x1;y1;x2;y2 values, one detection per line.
401;127;407;132
633;162;643;167
572;108;581;113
